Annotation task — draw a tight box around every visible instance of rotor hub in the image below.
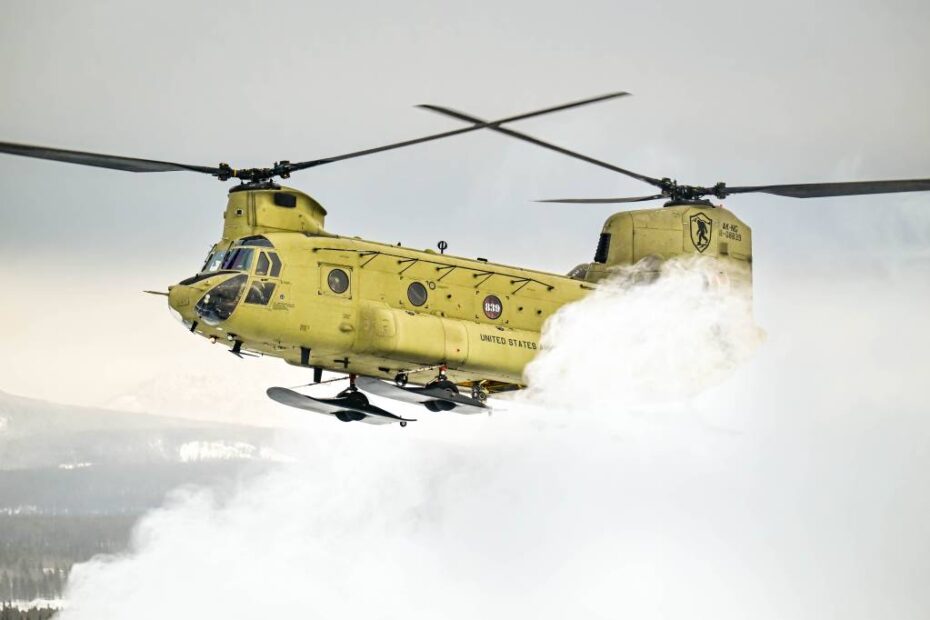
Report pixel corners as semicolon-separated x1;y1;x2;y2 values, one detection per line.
658;178;728;203
217;161;295;184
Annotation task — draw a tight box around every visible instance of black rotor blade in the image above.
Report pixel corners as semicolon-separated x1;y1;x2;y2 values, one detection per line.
289;92;630;172
418;104;664;189
537;195;665;204
724;178;930;199
0;141;221;175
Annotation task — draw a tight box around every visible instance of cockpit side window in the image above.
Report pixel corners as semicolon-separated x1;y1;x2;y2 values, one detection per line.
269;253;282;277
245;281;276;305
256;253;270;276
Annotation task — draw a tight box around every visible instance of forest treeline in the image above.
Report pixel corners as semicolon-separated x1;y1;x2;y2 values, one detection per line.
0;514;136;603
0;605;58;620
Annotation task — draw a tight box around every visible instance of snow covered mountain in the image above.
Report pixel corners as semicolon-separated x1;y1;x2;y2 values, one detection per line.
0;389;286;515
0;389;280;471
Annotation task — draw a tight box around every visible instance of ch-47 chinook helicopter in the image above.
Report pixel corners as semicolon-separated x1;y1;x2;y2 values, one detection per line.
3;92;930;426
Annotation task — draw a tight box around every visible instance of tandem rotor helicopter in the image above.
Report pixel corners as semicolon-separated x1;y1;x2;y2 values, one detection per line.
3;93;929;426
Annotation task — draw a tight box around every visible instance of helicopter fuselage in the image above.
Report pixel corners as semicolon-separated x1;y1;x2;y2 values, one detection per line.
167;185;753;388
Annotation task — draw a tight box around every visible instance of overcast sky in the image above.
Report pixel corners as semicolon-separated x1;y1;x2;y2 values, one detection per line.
5;7;930;616
1;0;928;410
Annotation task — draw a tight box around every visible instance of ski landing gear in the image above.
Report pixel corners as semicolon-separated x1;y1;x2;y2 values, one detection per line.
267;374;416;426
356;366;490;415
267;368;491;425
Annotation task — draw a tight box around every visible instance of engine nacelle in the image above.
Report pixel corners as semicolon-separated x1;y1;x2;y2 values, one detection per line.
576;204;752;289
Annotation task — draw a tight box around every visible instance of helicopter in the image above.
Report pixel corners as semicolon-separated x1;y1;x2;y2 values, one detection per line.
2;93;929;427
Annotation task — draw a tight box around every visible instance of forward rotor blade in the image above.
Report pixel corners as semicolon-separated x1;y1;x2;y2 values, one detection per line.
289;92;630;172
0;141;221;175
724;178;930;199
537;195;665;204
418;104;664;189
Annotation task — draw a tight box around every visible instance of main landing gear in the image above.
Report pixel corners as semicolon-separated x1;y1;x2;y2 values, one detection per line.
426;366;489;405
266;373;415;426
357;366;490;415
267;367;492;425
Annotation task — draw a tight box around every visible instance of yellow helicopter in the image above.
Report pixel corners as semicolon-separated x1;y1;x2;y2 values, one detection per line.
3;93;928;426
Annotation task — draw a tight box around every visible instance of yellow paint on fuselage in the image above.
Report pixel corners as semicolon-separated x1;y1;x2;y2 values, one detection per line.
168;186;753;387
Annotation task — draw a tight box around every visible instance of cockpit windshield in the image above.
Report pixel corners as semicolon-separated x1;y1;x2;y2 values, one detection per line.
221;247;255;272
201;238;276;274
194;274;248;325
201;249;226;273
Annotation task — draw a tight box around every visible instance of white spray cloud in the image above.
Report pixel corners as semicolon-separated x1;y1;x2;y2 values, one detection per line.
57;258;930;620
524;256;763;409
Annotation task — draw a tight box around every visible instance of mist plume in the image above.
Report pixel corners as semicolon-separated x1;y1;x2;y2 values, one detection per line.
58;258;930;620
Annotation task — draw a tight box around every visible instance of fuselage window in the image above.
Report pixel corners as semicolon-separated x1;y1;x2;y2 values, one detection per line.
594;233;611;264
245;281;276;305
327;268;349;294
407;281;428;307
269;253;282;277
273;193;297;208
256;253;270;276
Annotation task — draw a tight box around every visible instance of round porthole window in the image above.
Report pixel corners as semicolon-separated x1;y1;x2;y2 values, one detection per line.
407;281;428;306
327;269;349;294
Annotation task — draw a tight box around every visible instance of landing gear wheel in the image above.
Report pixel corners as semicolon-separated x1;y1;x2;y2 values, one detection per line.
394;372;409;387
336;388;369;407
425;400;457;412
426;379;459;393
400;421;407;428
470;383;488;403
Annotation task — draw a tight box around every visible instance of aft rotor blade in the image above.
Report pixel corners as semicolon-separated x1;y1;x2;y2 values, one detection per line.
0;141;221;175
289;92;630;172
537;195;665;204
724;178;930;199
419;104;664;189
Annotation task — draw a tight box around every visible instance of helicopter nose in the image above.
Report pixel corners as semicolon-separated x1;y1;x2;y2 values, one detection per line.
168;284;197;326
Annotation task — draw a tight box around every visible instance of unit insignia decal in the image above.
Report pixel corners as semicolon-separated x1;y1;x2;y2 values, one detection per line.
689;212;713;253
